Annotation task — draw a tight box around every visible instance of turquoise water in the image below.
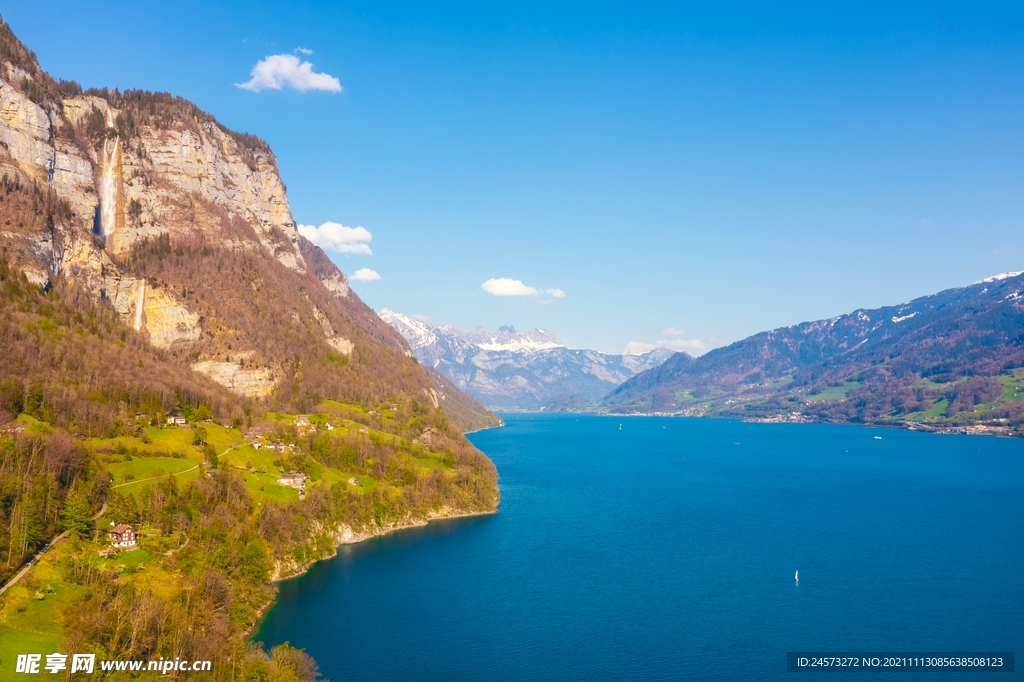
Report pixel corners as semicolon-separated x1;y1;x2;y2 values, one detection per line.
254;415;1023;680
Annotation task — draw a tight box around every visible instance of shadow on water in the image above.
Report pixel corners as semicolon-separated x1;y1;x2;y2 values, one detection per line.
255;513;497;640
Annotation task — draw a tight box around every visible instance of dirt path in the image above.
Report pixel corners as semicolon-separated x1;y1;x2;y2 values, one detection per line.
110;445;236;489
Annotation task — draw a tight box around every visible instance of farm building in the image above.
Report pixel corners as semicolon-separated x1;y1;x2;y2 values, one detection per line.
277;471;307;490
108;525;138;548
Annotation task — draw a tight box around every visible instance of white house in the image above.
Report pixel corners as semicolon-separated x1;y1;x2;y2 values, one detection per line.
108;525;137;548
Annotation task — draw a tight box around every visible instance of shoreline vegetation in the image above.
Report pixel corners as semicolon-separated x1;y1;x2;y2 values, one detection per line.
0;18;507;680
0;401;498;680
2;10;1015;678
246;507;497;639
268;506;497;584
462;421;506;436
0;235;500;679
0;16;505;674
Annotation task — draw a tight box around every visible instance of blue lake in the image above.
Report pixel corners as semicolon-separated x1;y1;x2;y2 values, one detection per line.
254;415;1024;680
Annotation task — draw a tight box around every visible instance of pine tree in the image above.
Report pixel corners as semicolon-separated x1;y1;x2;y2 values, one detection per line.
60;489;92;537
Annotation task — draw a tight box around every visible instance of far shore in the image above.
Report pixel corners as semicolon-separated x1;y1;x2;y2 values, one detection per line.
486;410;1021;438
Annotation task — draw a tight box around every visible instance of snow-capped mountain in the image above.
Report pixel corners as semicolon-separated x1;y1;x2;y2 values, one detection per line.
379;309;673;411
605;271;1024;422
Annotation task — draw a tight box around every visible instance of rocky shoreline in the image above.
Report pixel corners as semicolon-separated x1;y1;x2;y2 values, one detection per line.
246;505;497;637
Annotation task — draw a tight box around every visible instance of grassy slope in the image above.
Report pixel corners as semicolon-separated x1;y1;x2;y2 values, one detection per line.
0;261;497;662
0;541;76;668
656;369;1024;433
0;398;494;656
804;382;861;402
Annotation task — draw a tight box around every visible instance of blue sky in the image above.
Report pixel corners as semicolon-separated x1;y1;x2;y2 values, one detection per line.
7;3;1024;353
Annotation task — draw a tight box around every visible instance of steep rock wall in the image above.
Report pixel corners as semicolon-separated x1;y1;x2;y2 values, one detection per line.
192;360;275;398
60;96;305;272
0;30;498;431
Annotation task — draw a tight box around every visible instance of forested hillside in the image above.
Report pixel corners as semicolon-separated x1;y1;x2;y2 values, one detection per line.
0;15;499;680
605;272;1024;434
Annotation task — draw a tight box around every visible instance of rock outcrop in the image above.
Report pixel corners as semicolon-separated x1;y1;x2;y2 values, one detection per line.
0;79;213;347
192;360;275;398
58;95;305;272
0;44;306;392
0;19;500;432
268;508;496;582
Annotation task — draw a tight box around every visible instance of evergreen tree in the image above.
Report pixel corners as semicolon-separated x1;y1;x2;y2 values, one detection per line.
60;489;92;537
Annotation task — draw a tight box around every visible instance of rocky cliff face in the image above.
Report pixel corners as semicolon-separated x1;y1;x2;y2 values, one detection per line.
59;95;304;270
1;28;312;348
0;17;316;393
0;19;497;431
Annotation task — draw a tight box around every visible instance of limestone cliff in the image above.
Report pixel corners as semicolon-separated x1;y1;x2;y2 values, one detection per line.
0;74;211;350
191;360;275;398
0;31;305;392
59;95;305;272
0;18;499;431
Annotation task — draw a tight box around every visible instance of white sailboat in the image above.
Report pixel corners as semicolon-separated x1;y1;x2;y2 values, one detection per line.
795;570;799;583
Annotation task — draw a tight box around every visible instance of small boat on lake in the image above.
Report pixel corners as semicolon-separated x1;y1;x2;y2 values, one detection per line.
794;570;799;583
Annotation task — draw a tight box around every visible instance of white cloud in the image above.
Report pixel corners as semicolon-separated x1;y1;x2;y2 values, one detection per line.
480;278;566;300
620;325;717;355
237;54;342;93
623;338;709;356
298;221;372;254
295;47;314;55
350;268;381;282
482;278;539;296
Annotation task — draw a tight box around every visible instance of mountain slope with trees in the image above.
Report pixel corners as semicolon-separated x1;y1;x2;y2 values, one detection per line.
604;272;1024;433
0;16;499;680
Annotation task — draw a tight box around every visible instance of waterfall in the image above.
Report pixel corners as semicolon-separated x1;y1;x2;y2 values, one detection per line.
97;136;122;237
133;281;146;332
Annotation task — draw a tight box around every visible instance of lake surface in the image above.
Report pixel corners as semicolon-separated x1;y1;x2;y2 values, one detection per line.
254;415;1024;680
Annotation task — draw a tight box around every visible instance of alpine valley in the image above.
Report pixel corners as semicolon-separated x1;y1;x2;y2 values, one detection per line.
378;309;673;411
0;17;499;680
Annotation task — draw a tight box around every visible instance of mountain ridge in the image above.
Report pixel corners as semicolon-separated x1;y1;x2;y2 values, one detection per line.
380;308;673;410
604;272;1024;434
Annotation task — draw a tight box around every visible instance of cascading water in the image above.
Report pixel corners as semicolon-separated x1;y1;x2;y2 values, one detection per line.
133;281;146;332
97;136;122;237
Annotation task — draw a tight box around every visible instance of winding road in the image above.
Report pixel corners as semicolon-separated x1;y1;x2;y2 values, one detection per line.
0;446;235;595
0;500;107;598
